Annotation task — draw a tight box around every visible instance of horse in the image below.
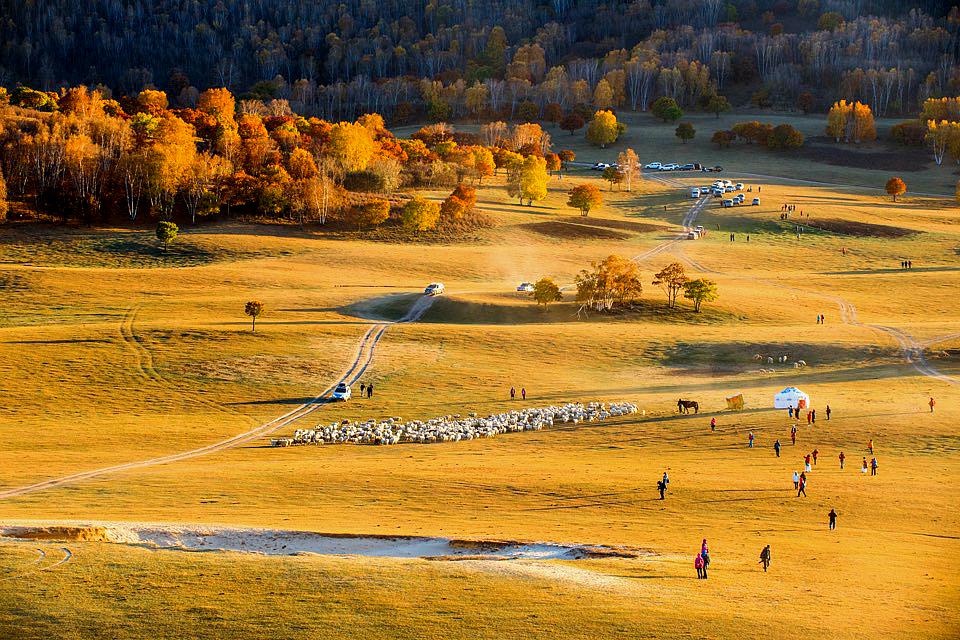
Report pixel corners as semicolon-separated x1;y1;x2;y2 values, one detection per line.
678;399;699;414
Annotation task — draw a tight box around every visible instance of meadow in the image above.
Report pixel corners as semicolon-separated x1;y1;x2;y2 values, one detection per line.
0;137;958;638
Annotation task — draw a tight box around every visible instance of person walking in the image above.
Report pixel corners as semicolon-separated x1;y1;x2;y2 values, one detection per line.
871;457;878;476
367;383;374;398
759;545;771;572
700;539;710;578
774;439;781;457
829;508;837;530
908;260;912;269
658;479;666;500
797;473;807;497
695;554;705;579
868;439;874;455
662;471;670;489
839;451;845;469
360;383;366;396
826;404;831;420
788;406;794;419
929;397;935;413
861;457;869;474
710;417;717;432
812;448;819;466
806;410;812;426
510;386;515;400
748;431;755;448
804;453;812;473
791;425;797;445
521;387;526;400
811;409;816;424
792;470;800;490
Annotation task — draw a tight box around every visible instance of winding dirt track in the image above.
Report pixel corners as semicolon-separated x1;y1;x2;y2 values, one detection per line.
0;295;436;500
657;182;958;385
0;547;72;581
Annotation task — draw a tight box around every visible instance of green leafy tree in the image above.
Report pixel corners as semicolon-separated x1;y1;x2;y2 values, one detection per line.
530;278;562;308
245;300;264;332
682;278;719;312
651;97;682;123
675;122;696;144
567;183;603;216
155;221;178;252
707;94;731;118
347;199;391;230
400;195;441;231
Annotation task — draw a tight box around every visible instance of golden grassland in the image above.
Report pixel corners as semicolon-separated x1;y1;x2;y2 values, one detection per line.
0;159;958;638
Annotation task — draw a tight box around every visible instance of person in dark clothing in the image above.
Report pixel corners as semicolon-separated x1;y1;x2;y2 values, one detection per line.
826;404;831;420
839;451;845;469
367;384;374;398
788;406;794;418
360;383;366;396
759;545;771;572
510;386;515;399
797;474;807;497
657;480;666;500
829;509;837;530
908;260;912;269
521;387;526;400
871;457;878;476
774;440;781;457
811;409;816;424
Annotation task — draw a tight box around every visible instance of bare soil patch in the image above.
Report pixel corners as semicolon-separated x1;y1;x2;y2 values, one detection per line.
806;218;917;238
526;221;630;241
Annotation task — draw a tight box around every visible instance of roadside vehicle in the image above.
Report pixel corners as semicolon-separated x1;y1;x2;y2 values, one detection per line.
687;231;699;239
695;225;705;235
679;163;696;170
690;188;700;198
331;383;352;401
592;162;610;170
424;282;445;296
724;185;735;192
644;162;662;170
735;182;744;190
660;163;679;171
517;282;535;292
705;165;723;172
752;197;761;205
721;199;734;207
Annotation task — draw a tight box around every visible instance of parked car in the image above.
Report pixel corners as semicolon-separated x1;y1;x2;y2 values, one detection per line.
331;383;352;401
752;197;761;206
695;225;705;235
721;199;734;207
687;231;699;239
424;282;445;296
690;188;701;198
735;182;744;190
679;163;696;170
517;282;535;292
592;162;611;170
644;162;662;170
724;185;735;192
660;163;679;171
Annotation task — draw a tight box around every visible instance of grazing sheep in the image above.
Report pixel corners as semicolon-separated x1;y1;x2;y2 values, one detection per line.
285;402;639;447
766;357;774;364
753;354;763;361
797;360;807;366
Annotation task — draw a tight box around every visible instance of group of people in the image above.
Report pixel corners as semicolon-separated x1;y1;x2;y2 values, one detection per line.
788;405;827;424
509;386;527;400
815;313;827;324
694;539;711;579
657;471;670;500
899;260;914;269
358;383;375;398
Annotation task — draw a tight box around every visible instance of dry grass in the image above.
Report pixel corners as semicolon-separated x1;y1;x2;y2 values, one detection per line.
0;153;958;639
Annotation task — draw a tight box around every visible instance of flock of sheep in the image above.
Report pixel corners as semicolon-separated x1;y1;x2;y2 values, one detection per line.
271;402;639;447
754;353;807;374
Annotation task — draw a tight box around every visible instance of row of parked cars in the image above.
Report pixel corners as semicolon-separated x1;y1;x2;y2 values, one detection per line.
590;161;723;172
693;180;760;207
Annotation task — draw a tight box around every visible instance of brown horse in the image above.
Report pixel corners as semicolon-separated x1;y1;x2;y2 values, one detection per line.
678;399;699;414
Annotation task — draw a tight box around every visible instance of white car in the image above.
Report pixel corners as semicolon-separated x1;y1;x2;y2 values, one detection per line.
331;382;352;401
690;188;700;198
517;282;535;292
735;183;745;190
644;162;662;170
424;282;445;296
660;163;679;171
752;197;761;206
593;162;611;171
721;199;734;207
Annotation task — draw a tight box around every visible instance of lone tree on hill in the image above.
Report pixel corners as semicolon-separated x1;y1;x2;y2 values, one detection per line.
586;110;622;148
245;300;264;332
682;278;719;312
653;262;689;308
675;122;696;144
885;177;906;202
531;278;562;308
567;183;603;216
707;94;731;118
400;195;441;231
155;221;178;252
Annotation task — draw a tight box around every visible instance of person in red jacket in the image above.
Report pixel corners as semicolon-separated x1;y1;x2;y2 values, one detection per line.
695;554;705;579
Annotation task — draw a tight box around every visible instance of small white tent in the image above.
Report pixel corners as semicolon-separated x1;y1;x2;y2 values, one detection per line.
774;386;810;409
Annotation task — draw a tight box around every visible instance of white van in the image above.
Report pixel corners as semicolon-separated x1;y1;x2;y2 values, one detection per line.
690;188;700;198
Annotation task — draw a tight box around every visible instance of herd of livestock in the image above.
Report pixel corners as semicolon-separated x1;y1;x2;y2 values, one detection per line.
271;402;639;447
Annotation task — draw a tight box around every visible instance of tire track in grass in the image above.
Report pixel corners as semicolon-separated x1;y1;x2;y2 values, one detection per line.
0;295;436;500
0;547;71;581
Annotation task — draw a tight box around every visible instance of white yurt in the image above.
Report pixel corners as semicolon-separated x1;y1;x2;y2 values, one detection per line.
774;386;810;409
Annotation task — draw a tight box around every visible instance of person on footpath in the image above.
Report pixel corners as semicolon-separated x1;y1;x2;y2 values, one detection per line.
759;545;771;572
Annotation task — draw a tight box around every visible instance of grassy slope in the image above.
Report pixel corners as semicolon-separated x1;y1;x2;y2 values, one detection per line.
0;134;958;638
